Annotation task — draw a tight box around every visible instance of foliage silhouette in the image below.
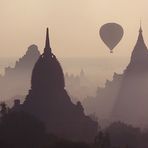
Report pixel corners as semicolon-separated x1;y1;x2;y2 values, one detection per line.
0;111;47;148
105;122;141;148
94;131;111;148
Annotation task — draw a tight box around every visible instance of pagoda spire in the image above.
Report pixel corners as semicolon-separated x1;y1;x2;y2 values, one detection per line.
127;22;148;67
137;21;144;43
44;28;52;55
139;20;143;33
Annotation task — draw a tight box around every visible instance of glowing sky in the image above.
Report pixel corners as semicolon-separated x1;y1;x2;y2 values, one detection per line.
0;0;148;58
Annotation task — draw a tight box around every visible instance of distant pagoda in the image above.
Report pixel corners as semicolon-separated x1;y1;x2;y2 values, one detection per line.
112;25;148;127
17;28;98;142
0;44;40;101
83;25;148;128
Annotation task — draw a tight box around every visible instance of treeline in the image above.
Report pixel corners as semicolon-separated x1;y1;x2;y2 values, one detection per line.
0;103;148;148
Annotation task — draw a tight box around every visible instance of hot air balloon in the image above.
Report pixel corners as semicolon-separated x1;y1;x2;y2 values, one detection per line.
99;23;124;53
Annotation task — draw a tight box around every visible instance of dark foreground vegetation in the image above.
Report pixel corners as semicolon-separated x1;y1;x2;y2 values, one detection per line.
0;103;148;148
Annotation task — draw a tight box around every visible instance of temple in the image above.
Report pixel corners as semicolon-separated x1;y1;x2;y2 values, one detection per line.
83;25;148;127
125;24;148;73
13;28;98;142
112;25;148;126
0;44;40;101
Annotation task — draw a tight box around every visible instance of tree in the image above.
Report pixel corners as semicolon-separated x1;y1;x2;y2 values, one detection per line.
0;111;47;148
105;122;141;148
0;102;9;117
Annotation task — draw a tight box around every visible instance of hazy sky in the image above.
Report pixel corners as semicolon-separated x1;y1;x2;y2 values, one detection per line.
0;0;148;58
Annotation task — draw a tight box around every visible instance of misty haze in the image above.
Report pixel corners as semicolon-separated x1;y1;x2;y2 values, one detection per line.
1;0;148;148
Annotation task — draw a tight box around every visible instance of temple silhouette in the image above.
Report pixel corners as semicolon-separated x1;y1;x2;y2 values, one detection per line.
65;69;95;101
112;25;148;126
83;25;148;127
12;28;98;142
0;45;40;101
0;43;92;103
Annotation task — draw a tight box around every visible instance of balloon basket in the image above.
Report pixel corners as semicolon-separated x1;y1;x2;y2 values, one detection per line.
110;50;113;53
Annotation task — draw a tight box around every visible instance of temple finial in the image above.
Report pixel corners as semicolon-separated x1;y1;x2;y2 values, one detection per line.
139;20;143;33
44;28;51;54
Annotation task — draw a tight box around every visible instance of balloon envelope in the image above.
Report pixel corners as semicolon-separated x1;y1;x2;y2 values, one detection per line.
99;23;124;53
